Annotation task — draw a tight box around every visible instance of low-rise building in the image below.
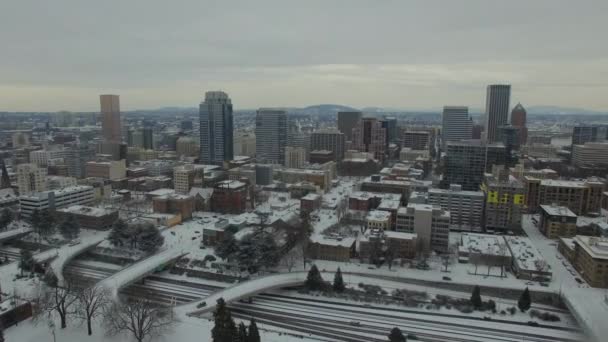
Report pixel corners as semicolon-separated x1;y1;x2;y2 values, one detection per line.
428;184;484;232
504;236;552;280
210;180;249;214
525;177;606;215
19;185;95;217
152;193;195;220
56;205;118;230
309;150;335;164
275;168;330;192
47;176;78;190
539;204;577;239
85;159;126;180
384;231;417;259
565;236;608;288
396;203;450;252
366;210;391;230
300;193;321;218
308;235;355;262
458;233;512;266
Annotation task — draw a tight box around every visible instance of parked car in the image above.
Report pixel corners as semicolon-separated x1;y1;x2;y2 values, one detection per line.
527;321;539;327
442;276;452;281
575;277;583;284
483;316;492;321
68;239;81;246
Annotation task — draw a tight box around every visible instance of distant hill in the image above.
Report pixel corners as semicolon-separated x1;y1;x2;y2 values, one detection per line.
292;104;359;115
526;106;607;115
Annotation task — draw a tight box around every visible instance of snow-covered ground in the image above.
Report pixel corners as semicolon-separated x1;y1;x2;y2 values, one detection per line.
6;314;324;342
520;214;607;342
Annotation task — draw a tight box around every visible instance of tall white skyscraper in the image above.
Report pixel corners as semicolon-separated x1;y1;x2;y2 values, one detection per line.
199;91;234;165
484;85;511;143
442;106;472;147
255;109;288;165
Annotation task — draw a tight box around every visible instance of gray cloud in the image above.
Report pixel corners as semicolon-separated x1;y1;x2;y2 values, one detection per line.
1;0;607;111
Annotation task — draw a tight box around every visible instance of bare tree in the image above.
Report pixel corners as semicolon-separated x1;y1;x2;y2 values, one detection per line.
283;245;303;272
33;275;77;329
470;252;481;275
76;285;111;336
416;237;430;268
104;297;176;342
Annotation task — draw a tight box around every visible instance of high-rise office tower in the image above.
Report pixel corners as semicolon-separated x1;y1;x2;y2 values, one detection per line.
382;117;398;143
572;126;600;146
510;103;527;145
100;95;122;142
484;85;511;143
402;131;430;150
499;125;521;151
310;130;346;161
442;106;472;148
351;118;387;162
199;91;234;165
142;127;154;150
337;111;362;141
255;109;288;165
443;140;508;191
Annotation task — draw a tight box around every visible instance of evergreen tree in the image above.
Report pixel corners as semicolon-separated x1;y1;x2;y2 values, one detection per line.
212;298;237;342
59;214;80;240
247;318;260;342
388;327;406;342
18;249;34;276
108;219;128;247
518;287;531;312
237;322;248;342
333;267;345;293
0;208;14;230
470;285;482;309
305;264;325;291
137;224;164;253
216;233;238;261
30;209;42;235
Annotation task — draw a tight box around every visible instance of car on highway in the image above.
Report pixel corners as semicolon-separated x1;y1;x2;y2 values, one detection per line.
349;321;361;327
527;321;540;327
575;277;583;284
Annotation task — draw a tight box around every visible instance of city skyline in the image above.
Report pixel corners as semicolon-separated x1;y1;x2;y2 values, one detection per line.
2;1;608;112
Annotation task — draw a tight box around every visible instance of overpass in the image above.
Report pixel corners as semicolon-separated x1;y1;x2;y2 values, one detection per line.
39;232;108;286
182;271;313;317
182;269;604;342
96;248;189;297
0;228;33;244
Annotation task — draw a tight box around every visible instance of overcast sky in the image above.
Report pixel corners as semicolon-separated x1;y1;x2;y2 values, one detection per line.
2;0;608;112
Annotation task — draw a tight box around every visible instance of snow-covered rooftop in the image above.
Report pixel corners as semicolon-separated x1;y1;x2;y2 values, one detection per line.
504;236;549;272
57;205;116;217
540;204;577;217
366;210;391;222
460;233;510;257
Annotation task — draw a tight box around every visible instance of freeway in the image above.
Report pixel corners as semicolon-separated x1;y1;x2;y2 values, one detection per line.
66;260;584;342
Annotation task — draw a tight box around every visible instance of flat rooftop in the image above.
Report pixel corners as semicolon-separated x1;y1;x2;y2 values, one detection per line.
573;236;608;260
540;204;577;218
